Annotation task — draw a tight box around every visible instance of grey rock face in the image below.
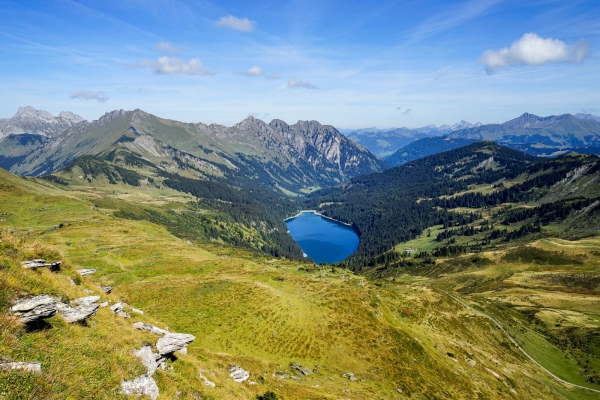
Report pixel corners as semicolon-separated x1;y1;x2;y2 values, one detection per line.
0;362;42;373
0;106;87;140
156;333;195;356
11;295;57;323
228;365;250;382
76;269;96;276
121;374;159;400
132;322;168;336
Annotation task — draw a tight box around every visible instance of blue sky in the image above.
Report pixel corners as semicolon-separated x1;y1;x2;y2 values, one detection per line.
0;0;598;128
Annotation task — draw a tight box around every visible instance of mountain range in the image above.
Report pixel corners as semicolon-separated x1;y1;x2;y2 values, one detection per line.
385;112;600;165
342;120;482;157
0;107;384;193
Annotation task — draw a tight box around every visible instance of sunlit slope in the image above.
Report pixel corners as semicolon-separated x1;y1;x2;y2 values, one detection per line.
0;167;589;398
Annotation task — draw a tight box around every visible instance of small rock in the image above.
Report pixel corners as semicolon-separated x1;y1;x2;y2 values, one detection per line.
117;311;131;318
110;302;123;313
199;373;216;388
132;322;168;336
76;269;96;276
131;308;144;315
228;365;250;382
0;362;41;373
397;387;403;393
11;295;56;323
99;302;108;307
121;374;159;400
290;362;312;376
21;260;61;270
156;333;195;355
100;286;113;294
72;296;100;306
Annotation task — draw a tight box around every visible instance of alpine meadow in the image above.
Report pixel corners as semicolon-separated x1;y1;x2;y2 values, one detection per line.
1;1;600;399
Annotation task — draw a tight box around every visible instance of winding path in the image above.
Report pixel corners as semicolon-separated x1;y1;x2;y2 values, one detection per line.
440;290;600;394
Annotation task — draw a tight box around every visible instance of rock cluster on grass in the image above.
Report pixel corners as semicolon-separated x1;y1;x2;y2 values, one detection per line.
11;295;57;323
21;259;61;270
56;296;100;323
228;365;250;382
342;372;358;381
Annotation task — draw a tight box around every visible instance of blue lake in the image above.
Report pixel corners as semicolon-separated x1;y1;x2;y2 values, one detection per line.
285;211;359;264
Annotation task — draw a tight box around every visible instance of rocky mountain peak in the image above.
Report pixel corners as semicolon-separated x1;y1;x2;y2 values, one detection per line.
95;109;129;125
0;106;88;139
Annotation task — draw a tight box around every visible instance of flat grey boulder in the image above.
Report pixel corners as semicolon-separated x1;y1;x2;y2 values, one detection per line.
156;333;195;355
72;296;100;306
133;322;168;336
21;259;61;270
0;362;41;373
290;362;312;376
11;295;56;323
121;374;159;400
76;268;96;276
228;365;250;383
57;303;99;323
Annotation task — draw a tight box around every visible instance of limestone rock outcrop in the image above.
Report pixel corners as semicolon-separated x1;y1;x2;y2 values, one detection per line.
56;297;100;323
11;295;56;323
0;362;41;373
21;259;61;270
76;268;96;276
156;333;195;356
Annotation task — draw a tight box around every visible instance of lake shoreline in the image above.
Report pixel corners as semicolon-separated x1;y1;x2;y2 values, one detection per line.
285;209;353;227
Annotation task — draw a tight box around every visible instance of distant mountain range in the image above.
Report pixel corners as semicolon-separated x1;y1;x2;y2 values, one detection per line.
341;120;482;157
0;107;384;194
385;112;600;165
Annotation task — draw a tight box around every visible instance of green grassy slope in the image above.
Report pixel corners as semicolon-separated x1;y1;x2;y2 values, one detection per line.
0;167;588;399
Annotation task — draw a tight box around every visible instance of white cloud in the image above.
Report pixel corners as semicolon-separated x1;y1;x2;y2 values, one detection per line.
480;33;590;73
235;66;263;76
69;90;109;102
137;56;215;76
287;79;318;90
154;41;181;53
215;15;256;32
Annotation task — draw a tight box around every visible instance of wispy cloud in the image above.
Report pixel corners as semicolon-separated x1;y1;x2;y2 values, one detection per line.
154;41;181;53
137;56;215;76
265;72;281;80
407;0;501;44
396;106;402;110
215;15;256;32
480;33;590;73
287;79;318;90
403;108;412;115
69;90;109;102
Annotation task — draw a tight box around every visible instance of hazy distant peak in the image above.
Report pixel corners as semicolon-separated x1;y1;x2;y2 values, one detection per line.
0;106;88;139
58;111;85;123
574;113;600;123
